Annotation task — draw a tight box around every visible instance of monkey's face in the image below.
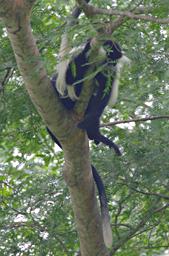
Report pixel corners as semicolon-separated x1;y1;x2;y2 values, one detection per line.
103;40;122;62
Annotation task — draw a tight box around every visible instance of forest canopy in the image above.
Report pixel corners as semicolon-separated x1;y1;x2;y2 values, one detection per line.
0;1;169;256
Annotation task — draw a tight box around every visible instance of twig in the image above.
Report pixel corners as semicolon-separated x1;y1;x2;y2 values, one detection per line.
128;186;169;200
101;115;169;127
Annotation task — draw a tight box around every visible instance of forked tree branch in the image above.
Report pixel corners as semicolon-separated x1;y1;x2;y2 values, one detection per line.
76;0;169;25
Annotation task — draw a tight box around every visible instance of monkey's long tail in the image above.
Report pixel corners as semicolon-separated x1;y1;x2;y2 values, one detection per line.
91;165;112;248
47;128;112;247
94;133;122;156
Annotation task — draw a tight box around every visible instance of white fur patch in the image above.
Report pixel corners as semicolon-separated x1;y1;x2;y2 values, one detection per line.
67;86;79;101
108;55;131;106
56;37;87;99
102;215;113;248
70;44;85;56
98;46;107;60
56;58;70;96
56;34;70;96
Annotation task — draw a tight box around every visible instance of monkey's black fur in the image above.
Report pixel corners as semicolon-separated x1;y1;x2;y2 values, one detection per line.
51;39;122;155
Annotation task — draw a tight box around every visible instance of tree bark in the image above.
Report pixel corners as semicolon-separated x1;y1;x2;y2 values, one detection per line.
0;1;109;255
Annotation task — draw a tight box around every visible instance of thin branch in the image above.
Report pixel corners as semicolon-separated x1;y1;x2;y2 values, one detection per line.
110;8;149;32
115;11;169;24
76;0;169;25
101;115;169;127
125;245;169;250
129;186;169;200
93;9;169;24
110;198;166;255
108;2;149;32
0;67;14;92
154;203;169;213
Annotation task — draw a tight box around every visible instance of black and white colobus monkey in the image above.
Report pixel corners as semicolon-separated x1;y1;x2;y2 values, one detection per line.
47;34;129;248
52;35;130;156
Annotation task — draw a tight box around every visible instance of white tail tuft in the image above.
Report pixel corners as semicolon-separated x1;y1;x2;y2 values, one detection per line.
102;214;112;248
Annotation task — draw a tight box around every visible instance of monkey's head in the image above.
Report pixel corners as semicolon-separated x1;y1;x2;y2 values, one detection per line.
103;40;122;63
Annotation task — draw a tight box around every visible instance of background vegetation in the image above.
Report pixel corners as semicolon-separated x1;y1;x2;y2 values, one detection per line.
0;0;169;255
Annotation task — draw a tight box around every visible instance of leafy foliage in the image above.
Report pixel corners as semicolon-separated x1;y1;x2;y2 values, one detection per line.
0;0;169;255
